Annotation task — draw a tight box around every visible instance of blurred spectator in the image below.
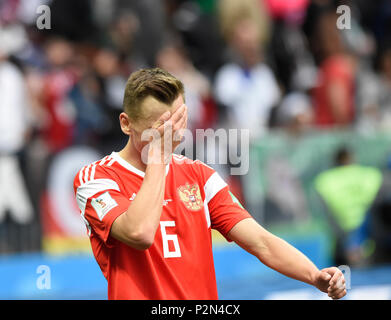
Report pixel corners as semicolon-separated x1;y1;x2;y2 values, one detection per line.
106;0;165;66
48;0;98;43
107;10;144;66
88;46;131;153
302;0;334;64
355;44;391;132
214;0;280;138
39;37;78;153
376;46;391;130
0;32;34;226
168;0;226;78
361;0;391;53
266;0;317;93
311;10;357;128
315;147;382;266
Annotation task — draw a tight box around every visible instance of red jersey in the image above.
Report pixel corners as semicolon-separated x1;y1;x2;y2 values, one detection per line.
313;54;355;127
42;69;77;152
74;152;251;300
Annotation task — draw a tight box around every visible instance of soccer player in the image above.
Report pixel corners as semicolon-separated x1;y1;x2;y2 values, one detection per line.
74;68;346;300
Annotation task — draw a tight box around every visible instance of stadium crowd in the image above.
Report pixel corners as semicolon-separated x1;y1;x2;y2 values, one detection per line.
0;0;391;266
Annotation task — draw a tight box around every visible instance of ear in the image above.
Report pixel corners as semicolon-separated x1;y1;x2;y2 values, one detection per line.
119;112;133;136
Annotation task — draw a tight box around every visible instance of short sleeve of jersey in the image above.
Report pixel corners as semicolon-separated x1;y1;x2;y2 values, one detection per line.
195;161;252;240
74;177;130;246
208;185;251;240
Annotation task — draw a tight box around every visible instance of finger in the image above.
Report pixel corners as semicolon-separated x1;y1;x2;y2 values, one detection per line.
152;111;171;130
170;101;183;114
320;271;331;282
329;269;343;287
173;108;188;132
184;110;188;128
322;267;340;285
331;289;347;300
328;285;345;297
173;113;188;143
163;119;173;135
161;110;172;122
321;267;338;275
170;104;187;125
332;277;346;290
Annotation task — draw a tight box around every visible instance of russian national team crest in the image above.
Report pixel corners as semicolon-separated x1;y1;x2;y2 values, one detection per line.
177;183;203;211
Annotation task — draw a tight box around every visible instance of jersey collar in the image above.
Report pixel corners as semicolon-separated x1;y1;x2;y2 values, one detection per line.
110;152;170;178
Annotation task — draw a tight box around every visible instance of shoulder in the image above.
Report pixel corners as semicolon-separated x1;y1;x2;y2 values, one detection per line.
73;155;120;194
171;154;215;174
74;155;125;213
171;154;227;193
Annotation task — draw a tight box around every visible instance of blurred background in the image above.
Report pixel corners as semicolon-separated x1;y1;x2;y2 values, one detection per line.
0;0;391;300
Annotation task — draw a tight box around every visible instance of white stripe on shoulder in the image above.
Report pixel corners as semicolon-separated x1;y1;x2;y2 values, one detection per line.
78;156;107;186
203;201;211;228
79;167;85;185
204;172;227;204
90;163;97;181
99;156;109;166
107;158;116;166
101;156;113;167
84;164;92;183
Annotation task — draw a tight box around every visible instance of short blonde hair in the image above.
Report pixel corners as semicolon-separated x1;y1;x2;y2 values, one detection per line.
123;68;184;122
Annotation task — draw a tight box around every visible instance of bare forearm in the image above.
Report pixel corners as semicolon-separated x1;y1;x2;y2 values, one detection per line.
228;219;346;297
228;219;319;285
110;164;165;249
254;234;319;285
121;163;166;241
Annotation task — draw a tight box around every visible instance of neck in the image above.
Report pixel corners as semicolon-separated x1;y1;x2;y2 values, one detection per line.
118;138;147;173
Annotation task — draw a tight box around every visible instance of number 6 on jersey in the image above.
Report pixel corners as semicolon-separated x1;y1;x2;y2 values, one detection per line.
160;221;182;258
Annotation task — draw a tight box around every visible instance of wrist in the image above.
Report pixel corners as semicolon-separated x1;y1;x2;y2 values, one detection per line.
147;143;171;165
309;269;319;286
146;162;166;173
